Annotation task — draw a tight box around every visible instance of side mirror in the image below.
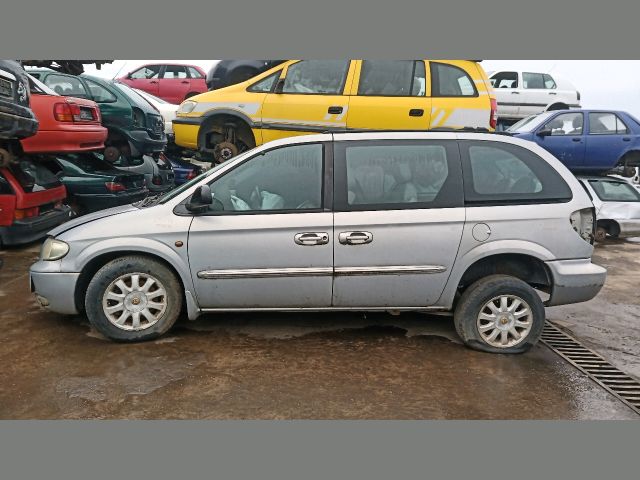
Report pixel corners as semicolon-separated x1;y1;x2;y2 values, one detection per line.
537;129;552;137
274;78;285;94
126;72;133;79
185;185;213;214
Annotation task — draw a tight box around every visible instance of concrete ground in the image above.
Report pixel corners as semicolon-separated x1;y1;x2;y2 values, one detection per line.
0;240;639;420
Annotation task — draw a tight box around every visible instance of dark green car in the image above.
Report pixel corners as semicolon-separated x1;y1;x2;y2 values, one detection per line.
37;152;148;214
29;70;166;160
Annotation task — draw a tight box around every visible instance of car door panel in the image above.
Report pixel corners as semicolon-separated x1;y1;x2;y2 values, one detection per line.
585;112;630;171
346;60;432;131
260;60;355;144
159;65;191;104
331;139;465;307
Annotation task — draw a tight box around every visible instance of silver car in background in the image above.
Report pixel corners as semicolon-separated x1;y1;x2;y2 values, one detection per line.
30;132;606;353
578;176;640;241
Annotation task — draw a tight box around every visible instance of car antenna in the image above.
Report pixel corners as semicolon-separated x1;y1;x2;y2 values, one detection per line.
112;61;129;80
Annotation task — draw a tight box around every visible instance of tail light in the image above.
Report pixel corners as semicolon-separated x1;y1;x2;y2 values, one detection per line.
54;102;95;122
105;181;126;192
54;201;63;209
14;207;39;220
151;175;162;185
570;207;596;244
490;98;498;130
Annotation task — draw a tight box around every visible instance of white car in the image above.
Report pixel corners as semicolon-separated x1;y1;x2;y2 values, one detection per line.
132;88;178;136
489;70;581;123
578;176;640;241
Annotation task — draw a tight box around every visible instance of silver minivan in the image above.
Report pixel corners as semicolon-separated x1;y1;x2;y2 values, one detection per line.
30;132;606;353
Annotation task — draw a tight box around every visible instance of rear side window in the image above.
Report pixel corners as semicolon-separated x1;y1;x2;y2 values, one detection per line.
84;79;117;103
8;159;61;193
44;74;88;97
460;141;572;205
588;112;629;134
334;140;463;211
248;71;280;93
490;71;518;89
430;62;477;97
522;72;545;89
163;65;188;79
358;60;426;96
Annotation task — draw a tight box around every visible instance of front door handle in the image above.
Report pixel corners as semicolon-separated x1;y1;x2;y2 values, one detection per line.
549;92;557;95
294;232;329;246
511;91;520;94
150;81;158;84
409;109;424;117
328;106;343;114
623;137;631;142
339;231;373;245
572;138;581;142
181;80;189;84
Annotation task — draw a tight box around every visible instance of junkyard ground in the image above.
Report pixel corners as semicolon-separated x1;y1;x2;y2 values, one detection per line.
0;240;639;419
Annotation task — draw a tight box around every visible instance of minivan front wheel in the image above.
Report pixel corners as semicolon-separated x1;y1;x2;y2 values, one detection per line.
85;256;182;342
454;275;545;354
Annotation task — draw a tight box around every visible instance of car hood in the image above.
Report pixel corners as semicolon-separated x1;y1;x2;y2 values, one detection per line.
48;204;138;237
598;201;640;220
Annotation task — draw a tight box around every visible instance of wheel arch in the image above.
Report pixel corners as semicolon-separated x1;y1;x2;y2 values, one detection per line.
196;109;257;152
546;102;570;111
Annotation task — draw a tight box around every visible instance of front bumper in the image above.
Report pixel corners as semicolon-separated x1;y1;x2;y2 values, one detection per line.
30;267;80;315
0;206;73;246
0;100;39;140
172;118;200;150
545;258;607;307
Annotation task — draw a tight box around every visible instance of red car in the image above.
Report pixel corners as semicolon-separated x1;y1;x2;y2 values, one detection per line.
0;158;71;247
20;76;107;153
118;63;207;104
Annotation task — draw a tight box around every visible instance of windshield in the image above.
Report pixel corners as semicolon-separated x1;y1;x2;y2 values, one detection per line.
588;179;640;202
507;112;554;133
56;153;115;173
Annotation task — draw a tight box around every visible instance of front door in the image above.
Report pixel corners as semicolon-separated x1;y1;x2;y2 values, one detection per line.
346;60;432;130
260;60;355;144
331;138;465;307
534;112;586;169
124;65;161;96
187;142;333;308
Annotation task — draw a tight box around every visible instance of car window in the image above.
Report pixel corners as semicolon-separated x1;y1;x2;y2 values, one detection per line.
187;67;204;79
84;79;117;103
44;74;89;97
588;179;640;202
522;72;545;89
542;112;584;135
163;65;188;79
490;71;518;89
248;71;280;93
507;113;554;133
282;60;350;95
130;66;161;80
334;140;463;210
460;141;573;204
588;112;629;134
543;74;557;89
358;61;425;97
8;158;62;193
430;62;477;97
207;143;324;213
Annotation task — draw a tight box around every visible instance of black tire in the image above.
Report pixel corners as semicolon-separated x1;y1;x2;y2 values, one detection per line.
454;274;545;354
85;256;182;342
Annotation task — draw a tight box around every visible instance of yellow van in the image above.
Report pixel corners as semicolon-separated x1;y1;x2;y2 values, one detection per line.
173;60;496;162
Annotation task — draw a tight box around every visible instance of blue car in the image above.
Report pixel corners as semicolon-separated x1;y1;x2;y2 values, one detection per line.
507;109;640;175
162;153;203;185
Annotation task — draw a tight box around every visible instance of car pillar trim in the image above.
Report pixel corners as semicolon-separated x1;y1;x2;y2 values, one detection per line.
196;265;447;279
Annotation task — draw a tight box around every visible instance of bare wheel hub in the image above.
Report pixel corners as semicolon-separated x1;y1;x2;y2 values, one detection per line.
214;141;238;162
102;273;167;331
476;294;533;348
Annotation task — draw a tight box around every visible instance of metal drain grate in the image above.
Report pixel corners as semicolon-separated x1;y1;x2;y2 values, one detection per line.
541;322;640;415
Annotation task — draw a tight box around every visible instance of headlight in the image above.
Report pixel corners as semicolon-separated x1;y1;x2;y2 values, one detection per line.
41;237;69;261
177;100;197;115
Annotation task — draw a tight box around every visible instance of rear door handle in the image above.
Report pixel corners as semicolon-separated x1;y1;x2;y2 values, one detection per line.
409;109;424;117
150;81;158;84
181;80;189;84
549;92;557;95
623;137;631;141
294;232;329;246
328;106;343;114
339;231;373;245
511;91;520;94
572;138;582;142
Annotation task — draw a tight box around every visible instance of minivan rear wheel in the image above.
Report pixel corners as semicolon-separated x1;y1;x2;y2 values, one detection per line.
454;275;545;354
85;256;182;342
